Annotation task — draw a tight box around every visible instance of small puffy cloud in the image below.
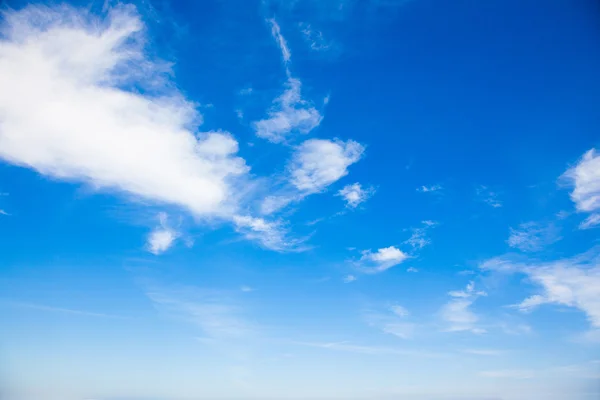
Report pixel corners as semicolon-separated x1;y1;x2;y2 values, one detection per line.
232;215;304;252
440;281;487;334
146;212;179;255
416;184;442;193
289;139;364;193
507;222;561;252
337;183;375;208
476;185;502;208
343;274;356;283
357;246;409;274
481;250;600;330
0;4;249;218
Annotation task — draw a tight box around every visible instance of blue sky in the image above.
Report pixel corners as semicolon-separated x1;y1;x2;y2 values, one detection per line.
0;0;599;399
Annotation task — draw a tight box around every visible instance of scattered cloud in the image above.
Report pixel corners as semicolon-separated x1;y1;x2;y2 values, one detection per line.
416;184;442;193
507;221;561;252
356;246;410;274
0;4;250;219
407;267;419;273
337;183;375;208
440;281;487;334
146;212;179;255
232;215;306;252
289;139;364;193
343;274;357;283
480;249;600;331
476;185;502;208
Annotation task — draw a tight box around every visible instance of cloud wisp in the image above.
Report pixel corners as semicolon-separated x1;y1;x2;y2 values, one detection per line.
440;281;487;334
507;221;561;252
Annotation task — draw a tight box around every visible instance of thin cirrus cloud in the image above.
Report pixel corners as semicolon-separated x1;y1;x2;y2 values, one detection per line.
507;221;561;252
252;19;323;143
337;183;375;208
146;212;180;255
440;281;487;334
562;149;600;229
416;184;442;193
232;215;307;252
476;185;502;208
0;4;250;219
404;220;438;250
356;246;410;274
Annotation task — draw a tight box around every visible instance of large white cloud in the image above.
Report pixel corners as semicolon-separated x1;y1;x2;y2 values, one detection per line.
563;149;600;229
0;4;248;218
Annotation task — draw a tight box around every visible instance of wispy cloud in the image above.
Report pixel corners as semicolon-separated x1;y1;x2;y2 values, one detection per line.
462;348;504;356
343;274;357;283
355;246;410;274
507;221;561;252
146;212;179;255
476;185;502;208
293;340;445;358
299;23;332;52
337;183;375;208
253;19;323;143
440;281;487;334
562;149;600;228
479;369;534;379
481;249;600;331
416;184;442;193
232;215;307;252
404;220;438;250
3;301;127;319
146;286;255;340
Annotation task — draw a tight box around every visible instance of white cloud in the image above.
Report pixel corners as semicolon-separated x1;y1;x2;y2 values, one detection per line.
240;286;254;292
440;281;487;333
416;184;442;193
507;221;561;252
580;213;600;230
343;274;357;283
289;139;364;193
232;215;305;252
563;149;600;215
252;77;323;143
146;212;179;255
337;183;374;208
476;185;502;208
0;209;9;216
480;250;600;329
267;18;291;64
406;267;418;273
356;246;409;274
0;4;249;218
